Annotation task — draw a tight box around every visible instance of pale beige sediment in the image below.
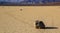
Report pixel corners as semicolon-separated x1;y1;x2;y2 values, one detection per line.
0;6;60;33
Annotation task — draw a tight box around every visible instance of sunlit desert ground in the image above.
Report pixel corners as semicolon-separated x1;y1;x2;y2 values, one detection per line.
0;6;60;33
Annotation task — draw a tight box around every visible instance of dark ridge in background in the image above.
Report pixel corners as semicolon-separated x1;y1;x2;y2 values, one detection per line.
0;0;60;6
0;2;60;6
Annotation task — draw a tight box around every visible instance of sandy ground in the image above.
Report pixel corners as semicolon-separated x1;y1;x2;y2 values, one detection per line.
0;6;60;33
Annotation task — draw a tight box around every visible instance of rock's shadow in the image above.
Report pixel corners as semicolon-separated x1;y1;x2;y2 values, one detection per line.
40;27;58;29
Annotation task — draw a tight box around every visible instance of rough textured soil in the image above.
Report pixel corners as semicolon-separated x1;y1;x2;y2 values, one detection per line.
0;6;60;33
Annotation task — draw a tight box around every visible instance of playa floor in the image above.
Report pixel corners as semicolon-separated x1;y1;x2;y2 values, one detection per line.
0;6;60;33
